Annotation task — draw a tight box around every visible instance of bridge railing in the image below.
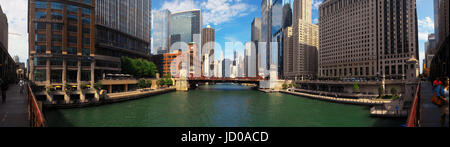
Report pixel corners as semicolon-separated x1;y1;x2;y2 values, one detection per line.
406;82;421;127
27;83;46;127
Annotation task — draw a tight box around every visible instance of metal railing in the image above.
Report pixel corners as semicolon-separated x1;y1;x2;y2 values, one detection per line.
28;84;46;127
406;82;421;127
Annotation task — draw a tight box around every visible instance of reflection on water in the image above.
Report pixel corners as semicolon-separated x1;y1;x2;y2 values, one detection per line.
46;83;406;127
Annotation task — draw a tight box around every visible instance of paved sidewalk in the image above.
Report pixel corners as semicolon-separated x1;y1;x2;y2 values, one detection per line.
0;84;29;127
420;82;449;127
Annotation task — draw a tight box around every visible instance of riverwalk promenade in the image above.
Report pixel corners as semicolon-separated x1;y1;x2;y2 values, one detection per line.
419;82;449;127
0;84;29;127
281;89;391;106
45;87;176;109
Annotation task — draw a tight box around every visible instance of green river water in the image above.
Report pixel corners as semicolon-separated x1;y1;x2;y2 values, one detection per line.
45;83;406;127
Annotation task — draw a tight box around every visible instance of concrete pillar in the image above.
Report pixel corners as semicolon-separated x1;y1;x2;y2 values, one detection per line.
46;58;52;102
109;84;112;93
125;84;128;92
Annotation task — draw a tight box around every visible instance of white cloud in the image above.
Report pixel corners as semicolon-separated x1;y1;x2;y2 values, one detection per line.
0;0;28;64
160;0;256;26
417;17;435;41
313;18;319;24
160;0;200;12
312;0;322;10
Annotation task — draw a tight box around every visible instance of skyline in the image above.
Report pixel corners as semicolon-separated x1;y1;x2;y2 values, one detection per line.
0;0;437;73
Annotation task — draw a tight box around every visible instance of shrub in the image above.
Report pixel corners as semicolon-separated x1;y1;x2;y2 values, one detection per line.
138;79;147;88
282;84;288;90
391;87;398;96
353;82;360;93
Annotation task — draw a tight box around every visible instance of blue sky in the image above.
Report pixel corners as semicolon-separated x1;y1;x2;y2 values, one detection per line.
152;0;321;60
0;0;436;72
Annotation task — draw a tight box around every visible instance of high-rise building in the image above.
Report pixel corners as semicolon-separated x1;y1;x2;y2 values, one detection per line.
153;9;171;55
222;59;232;78
438;0;449;48
95;0;152;80
244;42;257;77
261;0;271;75
425;34;436;70
201;25;215;77
251;17;262;77
28;0;96;89
434;0;440;44
169;10;202;53
319;0;419;79
169;10;202;77
0;5;7;51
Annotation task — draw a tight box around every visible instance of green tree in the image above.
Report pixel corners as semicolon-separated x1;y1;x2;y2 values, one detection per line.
282;84;288;90
391;87;398;96
378;86;385;98
138;79;147;88
353;82;360;93
121;57;159;78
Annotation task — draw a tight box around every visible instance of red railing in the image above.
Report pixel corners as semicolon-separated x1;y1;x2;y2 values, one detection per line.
28;84;46;127
406;82;421;127
189;77;262;81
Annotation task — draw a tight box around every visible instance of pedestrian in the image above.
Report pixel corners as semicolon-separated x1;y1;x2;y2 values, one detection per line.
434;77;448;127
443;77;449;126
1;78;7;104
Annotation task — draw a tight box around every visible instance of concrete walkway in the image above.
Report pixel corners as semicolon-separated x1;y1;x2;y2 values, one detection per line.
420;82;449;127
281;89;391;106
0;84;29;127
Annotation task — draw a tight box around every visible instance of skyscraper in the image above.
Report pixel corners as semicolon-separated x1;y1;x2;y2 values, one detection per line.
153;9;171;55
95;0;152;79
424;34;436;70
0;5;7;51
201;25;215;77
169;10;202;53
261;0;271;76
284;0;318;80
28;0;96;89
251;17;262;77
319;0;419;79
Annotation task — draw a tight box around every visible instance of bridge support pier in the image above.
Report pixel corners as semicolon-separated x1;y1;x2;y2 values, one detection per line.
176;78;189;91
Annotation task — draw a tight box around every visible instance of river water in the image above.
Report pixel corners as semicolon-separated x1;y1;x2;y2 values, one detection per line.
46;83;406;127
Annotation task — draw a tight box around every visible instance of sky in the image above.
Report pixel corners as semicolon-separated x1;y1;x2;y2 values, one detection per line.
0;0;436;72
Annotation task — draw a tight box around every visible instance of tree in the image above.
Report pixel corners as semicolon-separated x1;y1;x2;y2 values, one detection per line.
391;87;398;96
292;83;297;89
121;56;159;78
378;86;385;98
138;79;147;89
353;82;360;93
282;84;288;90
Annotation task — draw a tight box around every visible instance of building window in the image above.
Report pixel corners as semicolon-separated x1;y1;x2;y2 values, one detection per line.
35;34;46;42
83;28;90;34
52;23;63;31
35;45;46;54
82;17;90;24
82;8;91;15
52;35;62;42
82;48;90;56
51;12;63;20
66;58;78;67
33;57;46;66
81;70;91;81
68;36;77;44
67;5;78;13
35;1;47;9
82;0;92;5
35;22;46;30
50;58;63;66
50;70;62;83
34;70;47;82
67;47;77;55
68;26;78;33
50;2;63;10
51;46;62;54
35;11;47;19
83;38;90;45
67;14;78;22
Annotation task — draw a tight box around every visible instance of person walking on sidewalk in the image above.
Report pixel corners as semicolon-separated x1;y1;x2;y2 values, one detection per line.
1;78;7;104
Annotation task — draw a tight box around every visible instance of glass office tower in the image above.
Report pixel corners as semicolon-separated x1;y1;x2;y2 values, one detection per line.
153;9;171;55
